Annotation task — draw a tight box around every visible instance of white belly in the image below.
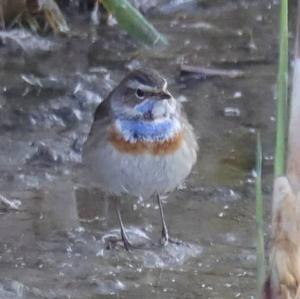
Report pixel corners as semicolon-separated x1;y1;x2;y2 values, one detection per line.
83;135;197;198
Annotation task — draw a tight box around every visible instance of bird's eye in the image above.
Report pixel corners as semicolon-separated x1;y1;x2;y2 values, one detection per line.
135;88;145;99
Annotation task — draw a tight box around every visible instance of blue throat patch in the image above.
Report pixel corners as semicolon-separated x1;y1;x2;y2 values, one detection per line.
116;118;180;142
135;100;156;114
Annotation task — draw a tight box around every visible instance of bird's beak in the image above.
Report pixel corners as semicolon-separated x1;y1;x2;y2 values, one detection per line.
156;90;172;101
134;89;176;121
151;95;176;119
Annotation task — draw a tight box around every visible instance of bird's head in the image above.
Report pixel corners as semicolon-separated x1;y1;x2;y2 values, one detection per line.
109;69;179;122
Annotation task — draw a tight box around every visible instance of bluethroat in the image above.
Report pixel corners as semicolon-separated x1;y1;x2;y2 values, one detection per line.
83;68;198;250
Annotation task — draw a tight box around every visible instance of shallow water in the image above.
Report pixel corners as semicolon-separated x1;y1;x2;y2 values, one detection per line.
0;1;278;298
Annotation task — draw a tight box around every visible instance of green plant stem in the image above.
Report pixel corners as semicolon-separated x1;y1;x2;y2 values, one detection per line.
256;132;265;297
274;0;288;177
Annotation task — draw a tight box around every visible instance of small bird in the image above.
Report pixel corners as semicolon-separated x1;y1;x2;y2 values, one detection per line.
83;68;198;250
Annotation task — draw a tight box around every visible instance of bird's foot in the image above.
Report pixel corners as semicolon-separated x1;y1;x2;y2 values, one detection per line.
104;236;136;251
160;236;183;246
160;227;183;246
104;232;145;251
104;235;120;250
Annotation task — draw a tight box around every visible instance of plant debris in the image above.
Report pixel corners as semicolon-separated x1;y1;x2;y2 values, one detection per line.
180;64;244;80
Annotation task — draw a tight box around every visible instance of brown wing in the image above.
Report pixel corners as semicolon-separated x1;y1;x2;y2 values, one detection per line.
94;96;111;122
87;96;111;139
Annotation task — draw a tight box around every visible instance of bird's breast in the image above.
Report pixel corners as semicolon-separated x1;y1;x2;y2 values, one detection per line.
108;126;184;156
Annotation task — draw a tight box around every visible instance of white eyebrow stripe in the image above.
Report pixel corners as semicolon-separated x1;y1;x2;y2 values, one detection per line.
127;80;161;92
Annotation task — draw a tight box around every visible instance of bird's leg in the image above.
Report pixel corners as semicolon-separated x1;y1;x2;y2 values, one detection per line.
157;194;169;245
157;194;182;246
105;197;147;250
115;199;134;251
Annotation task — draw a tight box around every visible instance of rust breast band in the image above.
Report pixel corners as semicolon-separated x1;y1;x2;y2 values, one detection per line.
108;128;183;156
